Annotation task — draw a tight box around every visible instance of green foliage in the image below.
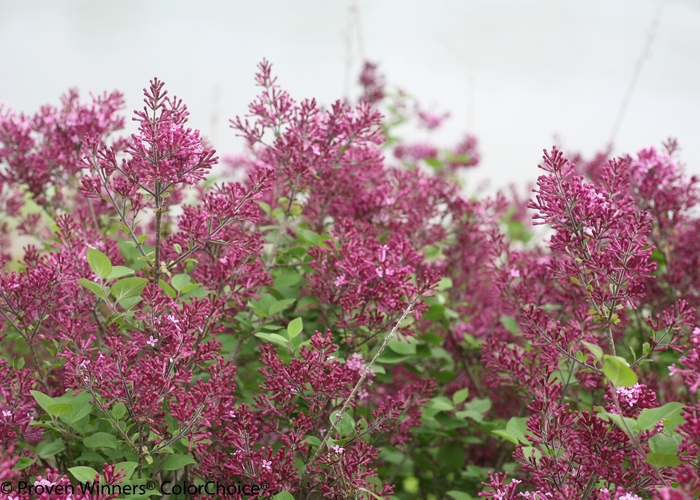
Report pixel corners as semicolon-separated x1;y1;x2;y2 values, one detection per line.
603;355;638;387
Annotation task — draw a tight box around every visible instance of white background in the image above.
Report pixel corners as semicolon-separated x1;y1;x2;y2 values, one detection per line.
1;0;698;195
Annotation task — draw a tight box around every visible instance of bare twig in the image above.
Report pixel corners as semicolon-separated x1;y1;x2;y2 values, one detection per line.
609;4;664;145
300;297;417;483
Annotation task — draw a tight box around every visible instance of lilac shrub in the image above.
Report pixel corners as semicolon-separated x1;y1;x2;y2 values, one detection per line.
0;60;698;500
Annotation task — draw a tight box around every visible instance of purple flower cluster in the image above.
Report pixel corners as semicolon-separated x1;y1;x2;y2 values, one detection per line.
1;59;700;500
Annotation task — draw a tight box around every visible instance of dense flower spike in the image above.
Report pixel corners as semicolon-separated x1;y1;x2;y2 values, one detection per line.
308;218;438;345
121;79;216;188
359;61;386;105
1;60;699;499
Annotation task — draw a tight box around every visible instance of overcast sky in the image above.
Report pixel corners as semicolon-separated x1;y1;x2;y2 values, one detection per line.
1;0;698;195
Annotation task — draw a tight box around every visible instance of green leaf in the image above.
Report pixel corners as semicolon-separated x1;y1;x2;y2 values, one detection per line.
269;299;296;316
377;349;410;365
78;278;105;298
274;269;302;288
111;402;127;420
290;335;306;352
110;277;148;301
47;403;72;417
446;491;474;500
161;453;197;471
54;392;93;425
437;277;453;291
403;476;420;494
107;266;135;280
370;364;385;374
456;410;484;423
250;306;269;318
596;410;638;436
437;441;465;472
433;414;468;429
87;248;112;279
649;433;679;455
388;335;416;355
84;432;118;449
180;283;201;293
297;228;321;245
330;411;355;437
500;316;519;335
255;332;289;349
173;243;183;255
423;244;442;260
603;355;638;387
452;388;469;405
118;296;142;311
272;491;295;500
181;286;209;300
506;416;531;444
75;450;104;463
662;406;687;432
12;457;35;471
258;201;272;215
260;323;284;331
69;466;99;483
582;341;603;363
38;439;65;458
521;446;542;464
284;246;307;259
424;157;443;170
31;390;56;414
463;397;492;414
171;274;191;292
423;304;445;321
159;279;177;298
249;293;278;317
113;461;138;480
429;396;454;412
287;317;303;339
303;435;322;448
492;430;518;445
638;402;685;432
645;451;680;467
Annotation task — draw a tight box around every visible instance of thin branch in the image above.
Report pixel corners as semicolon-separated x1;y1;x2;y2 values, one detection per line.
609;4;664;145
300;297;417;484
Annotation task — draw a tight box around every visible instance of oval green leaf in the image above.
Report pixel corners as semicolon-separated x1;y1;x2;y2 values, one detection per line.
638;402;684;432
255;332;289;349
645;451;680;468
452;388;469;405
161;453;197;471
171;274;191;292
69;466;99;483
269;298;296;316
603;355;638;387
87;248;112;280
78;278;105;299
329;411;356;437
272;491;295;500
287;317;303;339
110;277;148;301
30;390;56;413
84;432;117;449
107;266;135;280
47;403;72;417
582;341;603;363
